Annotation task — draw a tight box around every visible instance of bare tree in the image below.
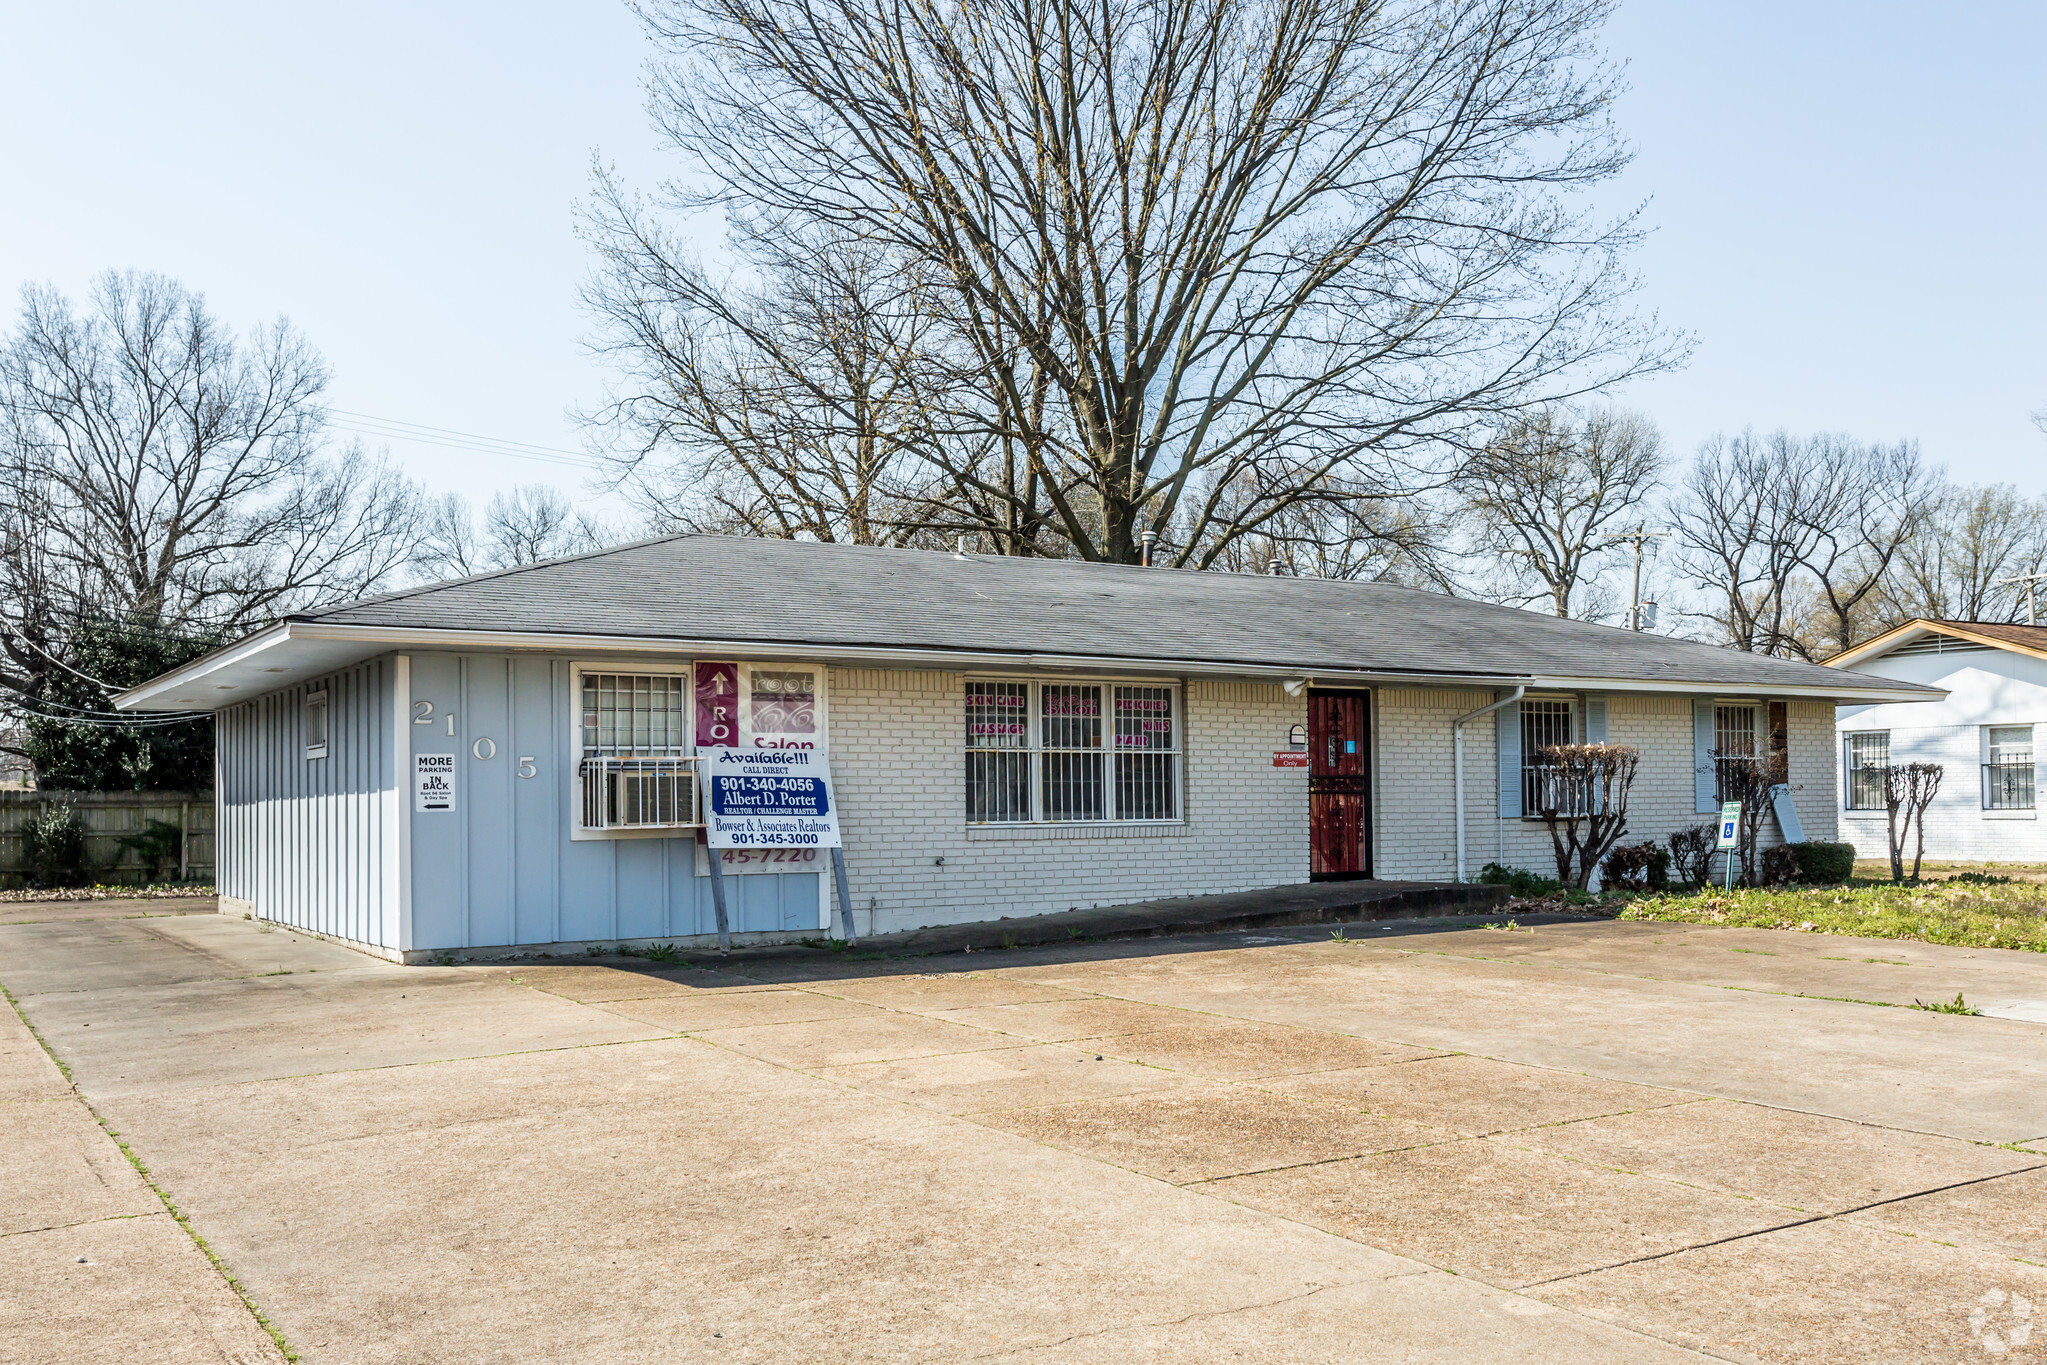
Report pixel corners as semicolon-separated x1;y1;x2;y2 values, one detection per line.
1457;406;1662;617
581;204;988;547
414;485;619;581
1878;484;2047;625
1708;748;1786;886
1881;762;1943;883
1527;742;1640;889
0;273;419;721
1791;440;1937;656
608;0;1679;567
1670;430;1936;658
1670;432;1814;655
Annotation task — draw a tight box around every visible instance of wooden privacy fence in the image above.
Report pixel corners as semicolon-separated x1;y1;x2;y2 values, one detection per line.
0;791;214;889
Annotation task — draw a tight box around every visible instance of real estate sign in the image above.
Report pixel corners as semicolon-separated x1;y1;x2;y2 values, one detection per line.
705;748;842;849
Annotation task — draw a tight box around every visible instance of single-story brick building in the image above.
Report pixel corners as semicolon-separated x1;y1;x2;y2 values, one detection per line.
115;536;1937;961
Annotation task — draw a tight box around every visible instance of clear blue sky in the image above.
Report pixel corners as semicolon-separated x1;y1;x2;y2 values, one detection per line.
3;0;2043;513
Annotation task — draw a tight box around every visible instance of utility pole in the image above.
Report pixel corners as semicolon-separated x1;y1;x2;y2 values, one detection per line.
1999;571;2047;626
1610;525;1665;630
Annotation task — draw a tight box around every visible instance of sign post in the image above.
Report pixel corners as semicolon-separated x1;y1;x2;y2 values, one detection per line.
1717;801;1741;889
703;835;733;952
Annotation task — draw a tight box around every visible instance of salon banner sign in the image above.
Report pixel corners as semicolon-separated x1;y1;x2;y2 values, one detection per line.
705;748;842;849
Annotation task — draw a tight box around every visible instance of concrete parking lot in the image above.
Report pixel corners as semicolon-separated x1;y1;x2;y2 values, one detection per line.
4;901;2045;1363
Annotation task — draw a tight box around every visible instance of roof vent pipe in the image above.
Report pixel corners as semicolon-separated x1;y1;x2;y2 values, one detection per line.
1139;529;1158;567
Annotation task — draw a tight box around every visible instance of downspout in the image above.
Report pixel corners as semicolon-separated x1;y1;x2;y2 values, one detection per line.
1453;686;1526;883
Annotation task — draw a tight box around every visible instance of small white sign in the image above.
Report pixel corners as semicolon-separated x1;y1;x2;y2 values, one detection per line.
1717;801;1741;849
415;753;456;812
705;748;840;849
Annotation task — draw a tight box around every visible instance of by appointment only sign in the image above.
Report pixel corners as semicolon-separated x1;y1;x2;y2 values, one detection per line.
706;749;842;849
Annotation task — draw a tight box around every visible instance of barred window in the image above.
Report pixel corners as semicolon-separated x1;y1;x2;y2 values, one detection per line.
1845;730;1888;811
579;672;695;830
1984;726;2033;811
965;681;1030;823
1715;704;1758;803
1519;698;1575;813
963;679;1179;824
582;673;689;756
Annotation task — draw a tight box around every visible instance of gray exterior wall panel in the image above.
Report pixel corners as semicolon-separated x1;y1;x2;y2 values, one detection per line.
217;656;397;949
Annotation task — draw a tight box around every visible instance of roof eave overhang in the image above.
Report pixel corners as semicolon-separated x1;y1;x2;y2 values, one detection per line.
1828;618;2047;670
112;622;1946;712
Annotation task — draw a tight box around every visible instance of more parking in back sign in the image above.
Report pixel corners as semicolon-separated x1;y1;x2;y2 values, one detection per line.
706;748;841;849
415;753;455;812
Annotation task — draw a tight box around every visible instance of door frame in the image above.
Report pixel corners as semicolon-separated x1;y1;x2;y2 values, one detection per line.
1306;687;1374;881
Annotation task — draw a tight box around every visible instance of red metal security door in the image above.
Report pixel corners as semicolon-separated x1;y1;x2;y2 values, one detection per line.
1308;691;1370;881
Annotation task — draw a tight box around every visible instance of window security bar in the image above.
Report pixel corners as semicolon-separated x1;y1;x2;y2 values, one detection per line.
1983;762;2036;812
1522;764;1591;817
1846;765;1887;811
580;755;702;830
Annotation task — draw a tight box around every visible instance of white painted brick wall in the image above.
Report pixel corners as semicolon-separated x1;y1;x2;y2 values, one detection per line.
1837;723;2047;862
827;669;1306;934
1374;690;1839;884
826;671;1847;929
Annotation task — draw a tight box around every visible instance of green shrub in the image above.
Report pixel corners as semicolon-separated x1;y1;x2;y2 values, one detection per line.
117;818;183;882
23;802;90;888
1789;841;1855;886
1947;870;2013;886
1477;862;1562;898
1601;841;1671;891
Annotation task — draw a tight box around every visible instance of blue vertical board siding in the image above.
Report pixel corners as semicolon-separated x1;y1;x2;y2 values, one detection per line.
213;657;396;949
406;653;467;950
463;657;516;948
395;651;820;952
512;656;560;947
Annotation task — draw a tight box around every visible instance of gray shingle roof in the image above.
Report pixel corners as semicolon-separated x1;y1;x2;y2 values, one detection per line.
295;535;1925;698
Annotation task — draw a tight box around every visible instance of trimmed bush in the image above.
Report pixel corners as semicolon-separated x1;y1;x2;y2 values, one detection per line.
1602;840;1671;892
1790;840;1855;886
1477;862;1562;898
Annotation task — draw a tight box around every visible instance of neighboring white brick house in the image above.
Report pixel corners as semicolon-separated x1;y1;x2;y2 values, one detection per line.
115;535;1934;959
1829;621;2047;863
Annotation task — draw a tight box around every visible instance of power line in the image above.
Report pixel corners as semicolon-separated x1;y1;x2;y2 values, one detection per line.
328;410;606;472
9;709;212;728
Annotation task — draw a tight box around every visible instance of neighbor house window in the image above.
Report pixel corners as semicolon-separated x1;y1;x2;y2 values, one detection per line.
304;690;329;761
1845;730;1888;811
1714;703;1758;803
1984;725;2035;811
579;671;696;830
1519;697;1575;813
964;679;1179;824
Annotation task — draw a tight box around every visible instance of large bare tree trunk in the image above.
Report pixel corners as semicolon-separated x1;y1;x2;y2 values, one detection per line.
600;0;1677;563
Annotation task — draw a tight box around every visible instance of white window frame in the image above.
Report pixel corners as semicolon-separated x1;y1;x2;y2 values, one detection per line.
1844;729;1889;811
303;689;329;761
963;675;1184;826
1983;724;2035;813
566;661;697;841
